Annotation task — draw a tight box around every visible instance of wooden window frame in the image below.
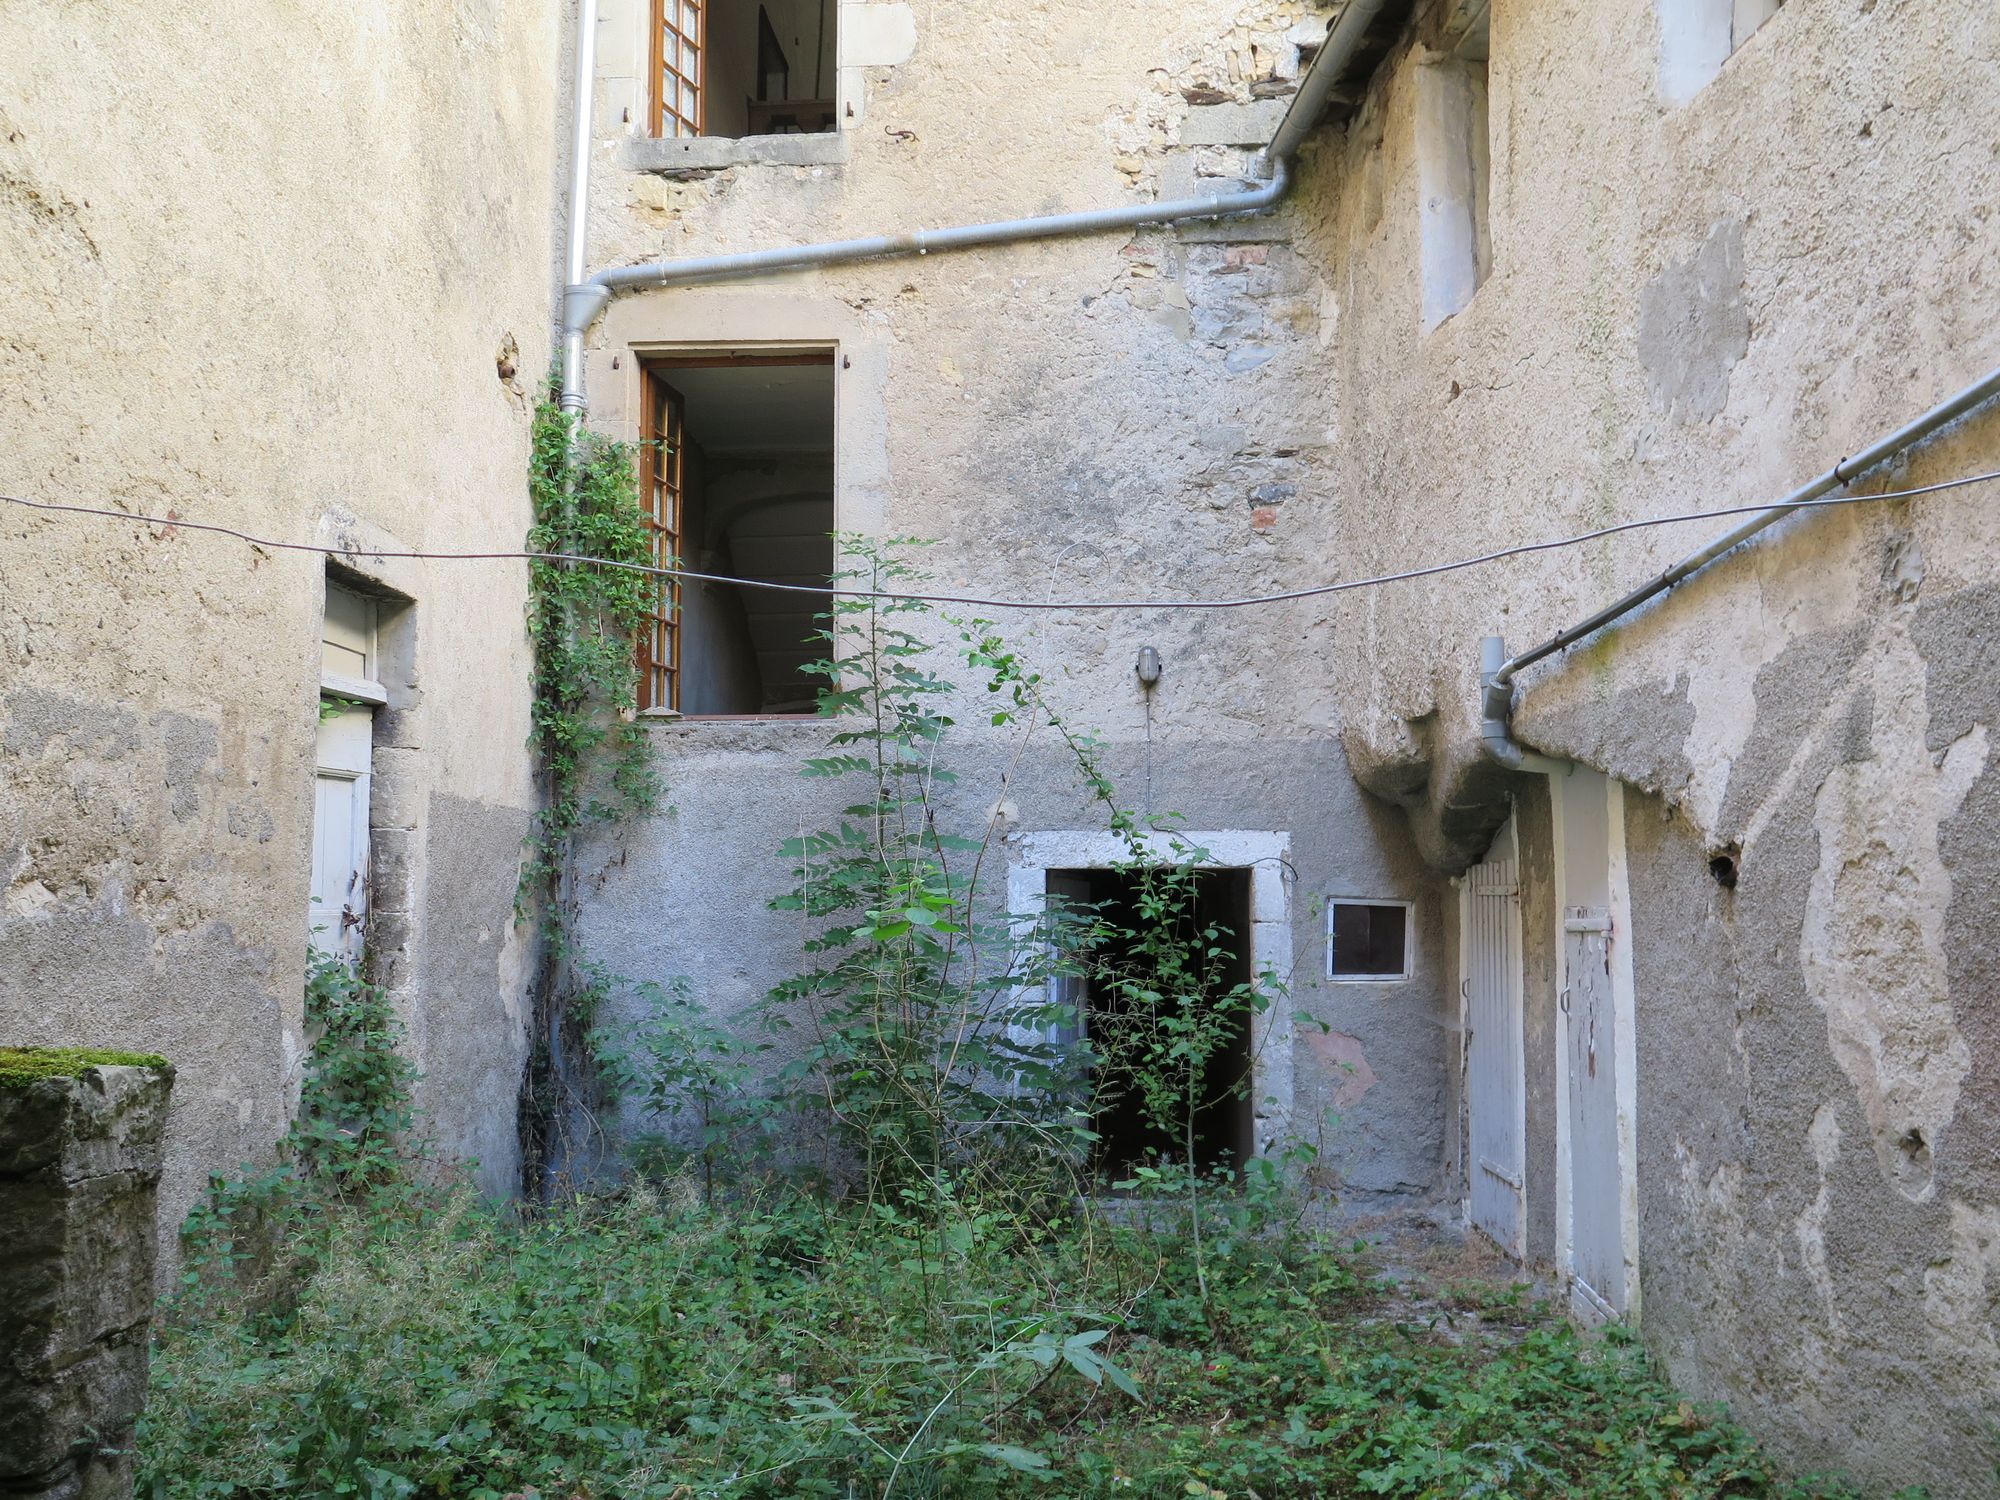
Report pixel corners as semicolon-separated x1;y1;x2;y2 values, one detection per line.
637;370;686;712
651;0;705;139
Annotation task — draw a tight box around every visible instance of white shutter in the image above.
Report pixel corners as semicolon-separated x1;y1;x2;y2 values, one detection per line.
1464;816;1526;1257
310;705;372;961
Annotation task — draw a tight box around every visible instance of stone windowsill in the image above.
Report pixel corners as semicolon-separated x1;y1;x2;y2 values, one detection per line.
622;132;851;175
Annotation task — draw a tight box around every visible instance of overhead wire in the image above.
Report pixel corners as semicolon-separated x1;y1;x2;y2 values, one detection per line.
2;469;1997;614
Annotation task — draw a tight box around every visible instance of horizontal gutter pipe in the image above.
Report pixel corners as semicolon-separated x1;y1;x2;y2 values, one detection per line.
559;0;1381;415
564;163;1291;337
1480;359;2000;769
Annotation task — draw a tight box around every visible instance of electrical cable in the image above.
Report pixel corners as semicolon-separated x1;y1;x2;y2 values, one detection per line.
2;469;1996;614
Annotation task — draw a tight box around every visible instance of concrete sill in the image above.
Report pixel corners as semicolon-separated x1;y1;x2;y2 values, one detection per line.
623;132;850;175
672;714;820;723
637;712;825;730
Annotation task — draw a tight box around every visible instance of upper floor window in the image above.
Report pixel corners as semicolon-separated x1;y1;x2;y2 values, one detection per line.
637;351;836;718
653;0;705;137
1659;0;1784;104
1417;16;1491;331
652;0;838;141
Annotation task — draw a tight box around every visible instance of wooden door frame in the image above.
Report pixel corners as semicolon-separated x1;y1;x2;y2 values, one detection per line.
637;367;686;712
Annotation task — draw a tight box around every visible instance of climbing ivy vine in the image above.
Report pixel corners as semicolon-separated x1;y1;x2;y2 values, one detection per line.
518;385;660;1190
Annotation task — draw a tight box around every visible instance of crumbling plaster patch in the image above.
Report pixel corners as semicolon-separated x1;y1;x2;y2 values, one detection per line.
1923;1199;2000;1387
1304;1027;1377;1111
1637;219;1750;424
1791;1100;1846;1347
1799;609;1987;1202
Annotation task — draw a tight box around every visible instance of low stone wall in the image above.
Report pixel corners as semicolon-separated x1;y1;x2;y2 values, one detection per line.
0;1051;174;1500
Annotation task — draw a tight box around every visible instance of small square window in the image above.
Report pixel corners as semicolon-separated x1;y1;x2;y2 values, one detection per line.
1326;900;1412;982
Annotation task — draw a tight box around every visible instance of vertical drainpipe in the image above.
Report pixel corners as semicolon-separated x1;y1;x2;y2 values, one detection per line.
559;0;601;416
540;0;602;1193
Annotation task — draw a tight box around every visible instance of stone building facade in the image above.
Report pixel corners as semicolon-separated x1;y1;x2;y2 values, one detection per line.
3;0;1998;1491
565;0;2000;1490
1;2;561;1245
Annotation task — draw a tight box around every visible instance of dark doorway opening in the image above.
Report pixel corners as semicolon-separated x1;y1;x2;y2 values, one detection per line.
1047;866;1256;1180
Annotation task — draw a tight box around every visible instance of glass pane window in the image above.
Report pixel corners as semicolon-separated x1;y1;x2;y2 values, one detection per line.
653;0;703;138
1328;901;1411;981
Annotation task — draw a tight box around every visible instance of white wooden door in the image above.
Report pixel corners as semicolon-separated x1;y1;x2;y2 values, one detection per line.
1564;906;1624;1321
1463;820;1526;1257
1553;767;1638;1327
310;705;372;960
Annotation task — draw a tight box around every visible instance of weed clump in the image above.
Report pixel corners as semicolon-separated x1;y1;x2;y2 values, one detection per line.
143;1179;1897;1499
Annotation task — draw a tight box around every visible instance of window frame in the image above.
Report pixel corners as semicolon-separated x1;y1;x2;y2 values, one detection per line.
321;581;389;706
1324;898;1416;983
637;370;686;712
650;0;706;140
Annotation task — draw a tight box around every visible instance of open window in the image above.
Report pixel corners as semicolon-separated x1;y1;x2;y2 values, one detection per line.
1326;899;1413;982
1047;867;1257;1179
653;0;838;140
638;352;835;718
313;580;388;960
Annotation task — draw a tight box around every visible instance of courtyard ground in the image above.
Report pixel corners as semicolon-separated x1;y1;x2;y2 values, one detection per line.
135;1177;1921;1500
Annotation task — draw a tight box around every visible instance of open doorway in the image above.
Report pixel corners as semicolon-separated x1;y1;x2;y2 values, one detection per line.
1048;866;1257;1179
638;352;835;717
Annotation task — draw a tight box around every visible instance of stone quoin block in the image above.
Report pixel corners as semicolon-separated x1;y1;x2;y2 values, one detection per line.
0;1052;174;1500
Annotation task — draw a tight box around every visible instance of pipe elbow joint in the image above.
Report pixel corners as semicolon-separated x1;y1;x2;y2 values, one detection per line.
562;280;613;338
1477;633;1569;775
1479;715;1570;776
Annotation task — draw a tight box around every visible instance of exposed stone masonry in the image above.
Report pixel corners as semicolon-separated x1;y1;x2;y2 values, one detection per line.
0;1055;173;1500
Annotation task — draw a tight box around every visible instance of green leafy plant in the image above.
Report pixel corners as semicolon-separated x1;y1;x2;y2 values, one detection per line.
143;1180;1907;1499
761;537;1096;1213
592;974;773;1202
518;386;662;1191
290;951;420;1187
178;952;422;1315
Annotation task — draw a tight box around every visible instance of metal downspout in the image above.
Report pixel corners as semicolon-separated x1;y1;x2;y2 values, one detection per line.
558;0;1383;415
1478;634;1570;774
558;0;601;415
1268;0;1392;164
1479;359;2000;766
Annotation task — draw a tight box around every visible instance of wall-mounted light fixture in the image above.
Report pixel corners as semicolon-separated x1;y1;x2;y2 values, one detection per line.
1135;645;1162;688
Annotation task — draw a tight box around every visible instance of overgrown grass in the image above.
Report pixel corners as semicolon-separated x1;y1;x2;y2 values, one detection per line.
139;1180;1905;1500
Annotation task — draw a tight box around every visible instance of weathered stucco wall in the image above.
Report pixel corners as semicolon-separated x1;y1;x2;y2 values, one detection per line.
577;728;1457;1208
569;1;1465;1206
1294;0;2000;862
579;0;1348;737
0;1;560;1252
1285;0;2000;1488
